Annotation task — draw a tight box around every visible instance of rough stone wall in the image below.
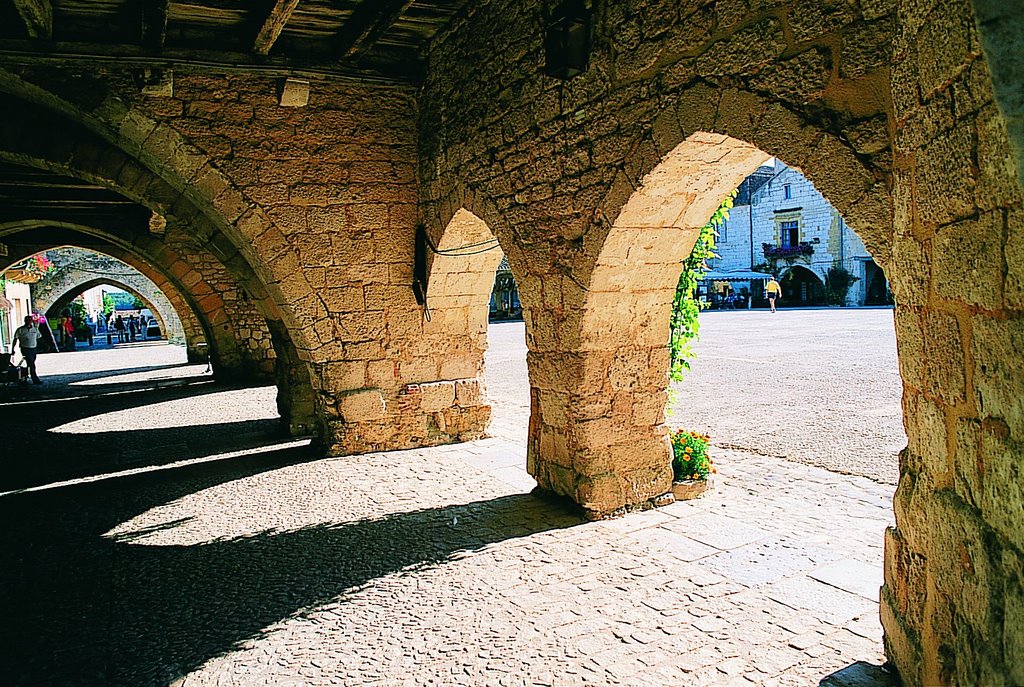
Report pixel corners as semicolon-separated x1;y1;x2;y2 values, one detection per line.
160;224;275;377
881;0;1024;684
420;0;895;514
130;73;489;450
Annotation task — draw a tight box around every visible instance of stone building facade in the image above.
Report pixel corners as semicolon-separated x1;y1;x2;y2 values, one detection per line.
711;160;886;306
0;0;1020;684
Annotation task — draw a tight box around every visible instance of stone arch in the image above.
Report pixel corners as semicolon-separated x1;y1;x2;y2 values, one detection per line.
0;224;248;372
42;276;182;345
522;127;893;514
0;71;322;339
0;84;323;440
0;225;316;436
402;183;537;444
779;264;827;306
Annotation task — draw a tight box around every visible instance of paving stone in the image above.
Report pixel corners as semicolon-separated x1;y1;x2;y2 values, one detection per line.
662;512;772;551
765;577;877;626
701;537;844;587
809;558;884;601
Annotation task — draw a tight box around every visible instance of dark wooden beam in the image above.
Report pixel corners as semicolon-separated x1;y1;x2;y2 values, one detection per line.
336;0;415;59
141;0;171;53
12;0;53;40
253;0;301;56
0;39;419;85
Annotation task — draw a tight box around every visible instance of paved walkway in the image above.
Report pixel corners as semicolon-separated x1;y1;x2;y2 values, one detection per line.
1;325;901;686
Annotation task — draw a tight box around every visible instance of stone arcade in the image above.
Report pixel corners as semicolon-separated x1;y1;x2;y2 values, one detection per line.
0;0;1020;684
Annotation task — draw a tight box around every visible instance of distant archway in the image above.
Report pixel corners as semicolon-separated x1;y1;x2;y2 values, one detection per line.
780;265;826;306
44;277;181;344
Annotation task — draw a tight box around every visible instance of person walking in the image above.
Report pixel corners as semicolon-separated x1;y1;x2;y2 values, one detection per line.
765;276;783;313
115;314;126;343
11;315;43;384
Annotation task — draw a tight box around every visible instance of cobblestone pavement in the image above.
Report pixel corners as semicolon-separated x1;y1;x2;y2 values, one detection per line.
1;324;900;686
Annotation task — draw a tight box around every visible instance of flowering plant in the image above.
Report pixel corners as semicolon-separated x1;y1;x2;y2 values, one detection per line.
671;429;715;481
15;253;55;277
762;242;814;260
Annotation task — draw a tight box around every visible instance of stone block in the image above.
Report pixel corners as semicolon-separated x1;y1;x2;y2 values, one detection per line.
889;235;930;307
922;310;967;405
933;212;1004;309
337;389;386;422
1006;208;1024;309
574;473;625;515
454;379;483;407
971;315;1024;438
953;418;982;508
905;393;949;476
323;361;366;390
439;354;479;381
366;359;397;389
914;121;977;228
976;105;1024;212
418;381;456;412
894;307;926;389
980;421;1024;551
926;493;1001;633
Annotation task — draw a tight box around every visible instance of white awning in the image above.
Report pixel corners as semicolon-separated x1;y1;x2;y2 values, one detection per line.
699;270;768;282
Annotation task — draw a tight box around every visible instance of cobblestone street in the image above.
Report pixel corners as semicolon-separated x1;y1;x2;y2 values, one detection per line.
1;310;903;686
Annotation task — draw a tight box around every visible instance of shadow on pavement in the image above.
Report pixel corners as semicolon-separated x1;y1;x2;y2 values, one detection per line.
1;376;285;490
820;661;900;686
0;445;582;687
1;361;210;402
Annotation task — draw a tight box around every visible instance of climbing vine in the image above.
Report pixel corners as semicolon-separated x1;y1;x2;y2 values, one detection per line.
669;191;736;384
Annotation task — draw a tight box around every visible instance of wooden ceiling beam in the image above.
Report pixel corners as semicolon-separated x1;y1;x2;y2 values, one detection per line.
254;0;301;56
141;0;171;53
336;0;415;59
0;39;417;85
12;0;53;40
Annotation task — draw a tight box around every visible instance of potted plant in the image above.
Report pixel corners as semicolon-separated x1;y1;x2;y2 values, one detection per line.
670;429;716;500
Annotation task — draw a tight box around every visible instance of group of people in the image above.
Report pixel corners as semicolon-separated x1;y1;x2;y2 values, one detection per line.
110;313;149;343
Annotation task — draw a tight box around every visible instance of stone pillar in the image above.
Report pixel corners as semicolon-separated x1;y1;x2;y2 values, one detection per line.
520;268;675;518
881;2;1024;684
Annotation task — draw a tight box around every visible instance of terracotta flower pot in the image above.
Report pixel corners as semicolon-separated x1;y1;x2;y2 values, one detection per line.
671;477;712;500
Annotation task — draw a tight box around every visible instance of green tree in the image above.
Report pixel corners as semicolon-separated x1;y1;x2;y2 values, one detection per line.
102;293;115;317
669;191;736;384
132;295;145;309
68;299;89;328
824;265;860;306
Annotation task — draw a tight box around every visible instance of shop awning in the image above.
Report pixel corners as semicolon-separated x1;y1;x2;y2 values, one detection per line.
699;270;768;282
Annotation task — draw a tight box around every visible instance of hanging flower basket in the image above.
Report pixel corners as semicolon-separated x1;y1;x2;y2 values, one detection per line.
670;429;716;500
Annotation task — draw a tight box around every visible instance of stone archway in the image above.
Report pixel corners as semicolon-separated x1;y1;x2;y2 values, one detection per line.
32;253;187;345
0;226;259;374
779;265;827;306
43;277;180;343
0;85;323;441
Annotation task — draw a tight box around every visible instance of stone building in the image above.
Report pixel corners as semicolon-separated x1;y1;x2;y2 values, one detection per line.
709;160;890;306
0;1;1020;684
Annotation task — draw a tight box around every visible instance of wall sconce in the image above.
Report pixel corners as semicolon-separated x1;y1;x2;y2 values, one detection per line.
544;0;591;79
